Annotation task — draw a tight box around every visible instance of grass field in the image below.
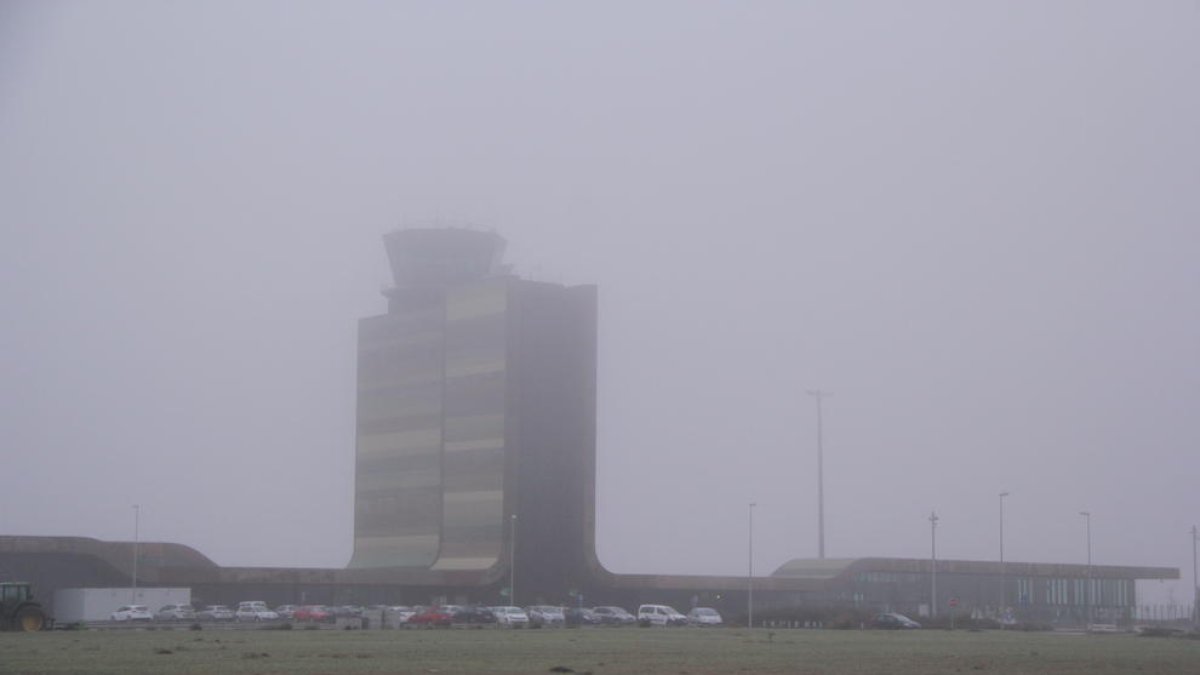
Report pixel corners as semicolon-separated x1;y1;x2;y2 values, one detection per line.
2;627;1198;675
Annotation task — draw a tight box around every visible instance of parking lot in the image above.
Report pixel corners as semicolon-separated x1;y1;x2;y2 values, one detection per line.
90;602;720;631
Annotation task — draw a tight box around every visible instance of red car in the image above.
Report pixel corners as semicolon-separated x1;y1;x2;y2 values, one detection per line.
407;606;454;627
293;605;333;622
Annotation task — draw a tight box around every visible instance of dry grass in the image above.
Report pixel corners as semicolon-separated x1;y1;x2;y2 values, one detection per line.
1;626;1198;674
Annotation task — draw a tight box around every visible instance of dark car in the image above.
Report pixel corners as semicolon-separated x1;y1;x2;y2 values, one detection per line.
564;607;601;626
274;604;298;620
591;606;637;625
873;612;922;629
453;605;499;625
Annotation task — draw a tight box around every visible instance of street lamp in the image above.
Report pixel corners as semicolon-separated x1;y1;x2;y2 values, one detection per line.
999;492;1009;611
999;492;1009;563
131;504;140;604
929;510;939;619
1190;525;1197;627
748;502;756;630
1080;511;1092;626
807;390;831;559
509;514;517;607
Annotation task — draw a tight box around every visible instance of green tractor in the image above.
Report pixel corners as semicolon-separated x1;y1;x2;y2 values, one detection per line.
0;583;48;632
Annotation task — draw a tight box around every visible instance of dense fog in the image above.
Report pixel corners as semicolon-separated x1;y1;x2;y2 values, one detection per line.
2;2;1197;605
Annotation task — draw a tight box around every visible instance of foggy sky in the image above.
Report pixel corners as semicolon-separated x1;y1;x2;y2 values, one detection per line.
2;1;1197;605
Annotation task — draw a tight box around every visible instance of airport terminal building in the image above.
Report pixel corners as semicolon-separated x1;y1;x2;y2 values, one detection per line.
0;229;1178;625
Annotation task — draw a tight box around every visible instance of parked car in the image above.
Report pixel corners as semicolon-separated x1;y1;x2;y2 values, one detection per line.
385;606;416;623
408;606;455;627
111;605;153;622
154;603;196;621
637;604;688;626
274;604;297;620
196;605;235;621
873;612;922;629
331;605;365;618
591;606;637;625
686;607;723;626
293;605;333;622
491;606;530;627
453;605;498;625
236;605;280;621
526;605;566;627
565;607;601;626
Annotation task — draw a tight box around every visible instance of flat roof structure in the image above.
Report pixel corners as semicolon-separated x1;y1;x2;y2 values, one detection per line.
0;534;1177;626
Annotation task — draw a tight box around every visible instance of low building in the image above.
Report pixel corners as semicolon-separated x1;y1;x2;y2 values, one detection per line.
769;557;1169;624
53;587;191;623
0;535;1176;627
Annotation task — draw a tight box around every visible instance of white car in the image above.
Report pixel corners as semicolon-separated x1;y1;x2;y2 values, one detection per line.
111;605;153;622
236;606;280;621
197;605;235;621
687;607;723;626
637;604;688;626
386;606;416;623
154;603;196;621
526;605;566;627
492;605;530;626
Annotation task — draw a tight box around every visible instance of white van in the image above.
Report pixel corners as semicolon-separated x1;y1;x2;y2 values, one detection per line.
637;604;688;626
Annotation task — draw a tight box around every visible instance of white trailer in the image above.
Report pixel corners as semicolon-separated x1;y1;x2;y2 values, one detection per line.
52;587;191;623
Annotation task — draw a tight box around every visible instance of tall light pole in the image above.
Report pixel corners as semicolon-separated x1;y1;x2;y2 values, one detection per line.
509;514;517;607
999;492;1009;611
131;504;140;604
807;390;831;559
1191;525;1197;627
748;502;756;630
929;510;939;619
1080;511;1092;626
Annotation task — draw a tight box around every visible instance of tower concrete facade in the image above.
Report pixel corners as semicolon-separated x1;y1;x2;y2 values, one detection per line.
350;228;602;601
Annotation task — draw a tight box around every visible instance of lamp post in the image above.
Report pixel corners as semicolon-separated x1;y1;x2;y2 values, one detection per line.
929;510;939;619
509;514;517;607
1191;525;1197;627
807;390;830;559
1080;511;1092;626
999;492;1009;611
131;504;140;604
748;502;756;630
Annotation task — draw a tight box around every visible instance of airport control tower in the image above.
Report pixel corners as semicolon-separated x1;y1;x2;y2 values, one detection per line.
350;227;601;602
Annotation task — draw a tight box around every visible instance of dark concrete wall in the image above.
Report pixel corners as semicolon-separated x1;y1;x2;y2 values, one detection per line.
507;281;598;605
